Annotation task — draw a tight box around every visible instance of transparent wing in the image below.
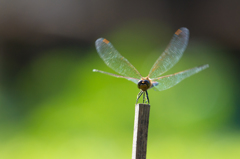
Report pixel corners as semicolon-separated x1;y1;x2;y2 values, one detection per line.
152;64;209;91
95;38;142;79
148;27;189;78
93;69;140;84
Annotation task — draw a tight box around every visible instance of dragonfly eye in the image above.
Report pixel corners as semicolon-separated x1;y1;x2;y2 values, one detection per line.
138;80;151;91
144;80;150;86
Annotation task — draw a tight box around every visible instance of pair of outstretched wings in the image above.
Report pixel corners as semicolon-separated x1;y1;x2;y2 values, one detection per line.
93;27;209;91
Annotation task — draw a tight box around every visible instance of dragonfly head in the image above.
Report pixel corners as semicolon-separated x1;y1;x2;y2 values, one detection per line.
138;77;152;91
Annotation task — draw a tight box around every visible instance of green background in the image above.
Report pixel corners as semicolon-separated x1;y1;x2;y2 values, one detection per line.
0;21;239;159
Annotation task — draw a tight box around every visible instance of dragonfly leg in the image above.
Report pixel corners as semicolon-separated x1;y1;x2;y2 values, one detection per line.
136;90;143;104
146;91;150;104
143;91;145;103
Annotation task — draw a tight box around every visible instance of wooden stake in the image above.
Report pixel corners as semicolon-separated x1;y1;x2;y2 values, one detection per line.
132;104;150;159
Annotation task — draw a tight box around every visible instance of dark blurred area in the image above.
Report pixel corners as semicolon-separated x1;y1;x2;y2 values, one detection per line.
0;0;240;158
1;0;239;117
1;0;240;81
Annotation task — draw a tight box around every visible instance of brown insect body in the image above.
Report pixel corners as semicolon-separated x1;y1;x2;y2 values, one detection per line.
137;77;152;91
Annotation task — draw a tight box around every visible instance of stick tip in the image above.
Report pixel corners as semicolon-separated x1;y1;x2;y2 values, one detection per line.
136;103;150;107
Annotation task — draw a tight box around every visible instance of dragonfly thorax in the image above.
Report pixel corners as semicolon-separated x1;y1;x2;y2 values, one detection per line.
137;78;152;91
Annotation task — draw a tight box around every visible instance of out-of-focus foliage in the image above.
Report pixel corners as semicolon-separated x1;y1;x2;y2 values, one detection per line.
0;21;239;159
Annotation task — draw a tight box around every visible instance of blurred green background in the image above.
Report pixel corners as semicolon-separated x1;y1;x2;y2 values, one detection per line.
0;1;240;159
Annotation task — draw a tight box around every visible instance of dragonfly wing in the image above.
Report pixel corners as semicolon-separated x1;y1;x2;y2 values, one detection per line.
152;64;209;91
95;38;142;79
148;27;189;78
93;69;140;84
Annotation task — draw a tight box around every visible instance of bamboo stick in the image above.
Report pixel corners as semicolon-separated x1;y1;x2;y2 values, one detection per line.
132;103;150;159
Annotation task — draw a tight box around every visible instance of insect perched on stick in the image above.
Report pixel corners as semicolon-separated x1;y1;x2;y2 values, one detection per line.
93;27;209;104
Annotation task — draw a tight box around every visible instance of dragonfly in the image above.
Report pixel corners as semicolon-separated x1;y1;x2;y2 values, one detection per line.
93;27;209;104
